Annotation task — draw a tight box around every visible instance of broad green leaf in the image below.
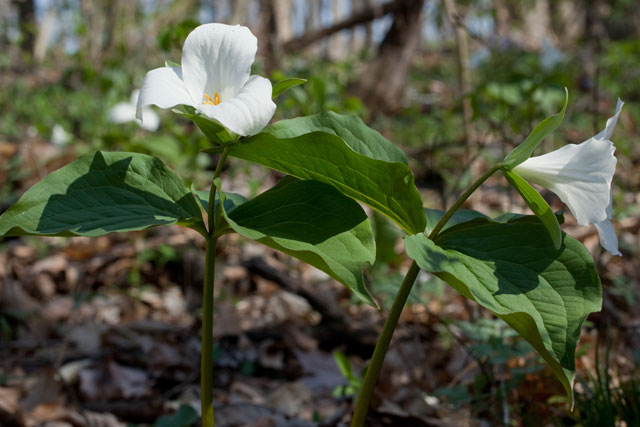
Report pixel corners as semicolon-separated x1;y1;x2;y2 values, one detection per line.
218;179;377;305
272;78;307;98
259;112;408;164
503;169;562;249
424;207;488;235
405;217;602;405
0;151;205;237
173;110;238;145
502;88;568;169
213;131;425;234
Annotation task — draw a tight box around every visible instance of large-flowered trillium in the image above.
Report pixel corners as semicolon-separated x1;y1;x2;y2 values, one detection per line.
136;23;276;137
513;99;624;255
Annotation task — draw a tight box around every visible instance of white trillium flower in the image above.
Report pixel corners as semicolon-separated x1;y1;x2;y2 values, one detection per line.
110;90;160;131
136;23;276;137
514;99;624;255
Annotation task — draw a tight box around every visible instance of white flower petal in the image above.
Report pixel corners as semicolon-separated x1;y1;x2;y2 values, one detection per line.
109;102;137;124
198;75;275;136
594;219;621;256
181;23;257;106
595;99;624;141
514;137;616;225
136;67;192;122
140;108;160;131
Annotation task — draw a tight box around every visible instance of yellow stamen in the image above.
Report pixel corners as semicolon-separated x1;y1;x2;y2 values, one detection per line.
203;92;221;106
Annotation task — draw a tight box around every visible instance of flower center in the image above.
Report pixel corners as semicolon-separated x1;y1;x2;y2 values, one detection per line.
203;92;220;106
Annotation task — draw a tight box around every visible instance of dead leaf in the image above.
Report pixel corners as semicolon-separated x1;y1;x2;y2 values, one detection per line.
78;360;151;401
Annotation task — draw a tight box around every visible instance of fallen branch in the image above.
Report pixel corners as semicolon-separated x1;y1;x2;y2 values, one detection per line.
283;0;400;52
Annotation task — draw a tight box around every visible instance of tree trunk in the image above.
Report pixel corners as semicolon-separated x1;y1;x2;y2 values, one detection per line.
229;0;251;25
258;0;278;75
14;0;35;56
352;0;425;115
443;0;474;163
273;0;293;43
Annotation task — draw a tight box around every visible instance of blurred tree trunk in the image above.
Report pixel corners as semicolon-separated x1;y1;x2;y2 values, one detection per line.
351;0;375;54
258;0;278;75
104;0;137;58
329;0;345;60
443;0;474;163
273;0;293;43
79;0;107;66
33;8;56;63
229;0;250;25
14;0;35;56
352;0;425;115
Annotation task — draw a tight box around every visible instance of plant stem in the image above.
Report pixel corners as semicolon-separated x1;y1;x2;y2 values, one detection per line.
351;260;420;427
207;147;231;233
201;235;217;427
201;146;232;427
351;163;501;426
428;164;501;240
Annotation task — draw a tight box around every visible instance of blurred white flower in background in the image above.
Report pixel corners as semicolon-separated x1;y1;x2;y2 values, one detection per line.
51;124;70;146
514;99;624;255
109;90;160;131
136;23;276;137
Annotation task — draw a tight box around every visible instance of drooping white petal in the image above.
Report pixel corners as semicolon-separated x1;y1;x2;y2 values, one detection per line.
595;98;624;140
136;67;192;122
198;75;276;136
514;137;616;225
139;108;160;131
181;23;257;106
594;219;621;256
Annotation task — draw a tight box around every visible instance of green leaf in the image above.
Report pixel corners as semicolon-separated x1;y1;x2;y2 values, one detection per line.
405;217;602;405
259;112;408;164
218;179;377;305
0;151;205;237
502;169;562;249
213;130;424;234
173;110;238;145
164;59;181;68
502;88;568;169
272;78;307;98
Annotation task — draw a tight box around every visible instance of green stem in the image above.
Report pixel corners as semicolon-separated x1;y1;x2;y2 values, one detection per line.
351;261;420;427
207;147;231;233
351;164;501;427
201;236;217;427
428;164;501;240
201;147;232;427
